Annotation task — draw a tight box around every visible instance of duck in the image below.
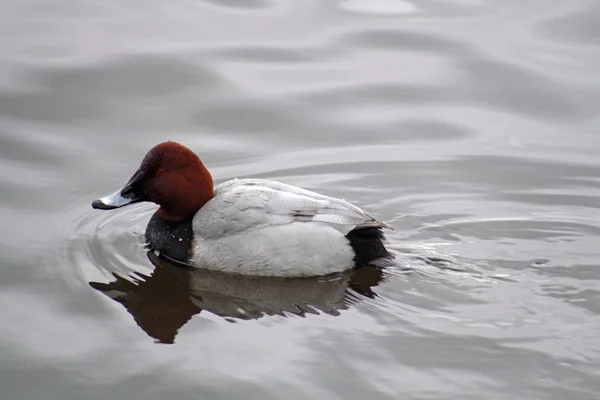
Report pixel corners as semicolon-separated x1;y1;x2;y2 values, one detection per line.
92;141;393;277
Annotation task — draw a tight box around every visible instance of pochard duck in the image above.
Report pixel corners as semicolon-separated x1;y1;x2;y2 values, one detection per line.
92;141;393;277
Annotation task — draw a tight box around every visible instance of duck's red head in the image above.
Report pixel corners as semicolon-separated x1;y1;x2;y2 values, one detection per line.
92;141;214;221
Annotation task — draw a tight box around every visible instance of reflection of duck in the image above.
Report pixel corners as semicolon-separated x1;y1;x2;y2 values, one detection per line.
92;141;393;277
90;251;385;344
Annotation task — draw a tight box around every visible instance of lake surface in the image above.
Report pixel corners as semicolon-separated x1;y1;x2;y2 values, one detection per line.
1;0;599;399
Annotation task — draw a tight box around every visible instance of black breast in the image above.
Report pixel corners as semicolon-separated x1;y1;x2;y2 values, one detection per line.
345;227;392;267
145;214;194;263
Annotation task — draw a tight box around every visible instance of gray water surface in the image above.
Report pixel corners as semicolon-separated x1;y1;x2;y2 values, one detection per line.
1;1;600;399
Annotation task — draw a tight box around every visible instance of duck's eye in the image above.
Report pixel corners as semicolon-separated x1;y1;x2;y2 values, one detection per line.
156;168;165;176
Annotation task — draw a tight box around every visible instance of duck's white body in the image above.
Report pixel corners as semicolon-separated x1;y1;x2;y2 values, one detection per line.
190;179;389;277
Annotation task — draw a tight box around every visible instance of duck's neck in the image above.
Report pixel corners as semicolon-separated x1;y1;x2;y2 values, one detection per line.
156;161;214;222
155;207;196;222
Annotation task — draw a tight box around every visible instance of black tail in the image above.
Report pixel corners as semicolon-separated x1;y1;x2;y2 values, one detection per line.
346;227;392;267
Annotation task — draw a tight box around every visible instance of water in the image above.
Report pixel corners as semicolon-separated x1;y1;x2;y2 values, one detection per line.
1;0;599;398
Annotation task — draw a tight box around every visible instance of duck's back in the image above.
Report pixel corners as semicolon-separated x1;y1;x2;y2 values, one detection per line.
194;178;388;236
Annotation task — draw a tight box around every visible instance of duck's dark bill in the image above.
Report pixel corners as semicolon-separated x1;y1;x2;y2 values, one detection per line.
92;191;135;210
92;168;148;210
